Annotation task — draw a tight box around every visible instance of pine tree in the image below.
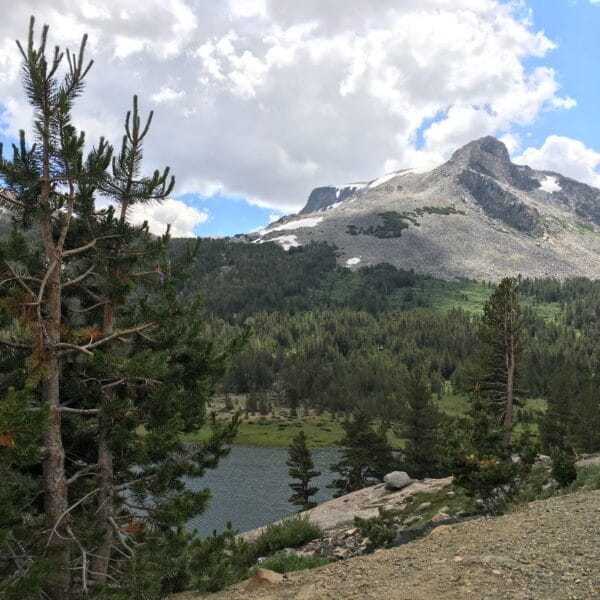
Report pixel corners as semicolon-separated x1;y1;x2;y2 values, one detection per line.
0;18;243;598
329;412;394;497
400;365;442;478
286;431;320;510
474;277;522;448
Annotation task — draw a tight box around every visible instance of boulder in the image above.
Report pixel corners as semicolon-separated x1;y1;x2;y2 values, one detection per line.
245;568;283;592
383;471;413;490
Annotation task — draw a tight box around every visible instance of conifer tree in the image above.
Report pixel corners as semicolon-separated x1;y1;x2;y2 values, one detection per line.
400;365;442;478
286;430;320;511
0;18;243;598
473;277;522;448
329;412;394;497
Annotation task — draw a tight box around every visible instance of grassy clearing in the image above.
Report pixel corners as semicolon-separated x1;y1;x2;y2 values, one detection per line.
185;410;405;448
183;395;547;447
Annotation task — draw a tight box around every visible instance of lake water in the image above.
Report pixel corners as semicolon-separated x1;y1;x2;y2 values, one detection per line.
186;445;339;537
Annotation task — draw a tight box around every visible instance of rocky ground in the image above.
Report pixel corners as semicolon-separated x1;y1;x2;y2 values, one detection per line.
240;475;454;543
176;489;600;600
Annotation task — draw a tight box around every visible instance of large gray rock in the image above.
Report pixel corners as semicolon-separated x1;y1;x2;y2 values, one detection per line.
383;471;413;490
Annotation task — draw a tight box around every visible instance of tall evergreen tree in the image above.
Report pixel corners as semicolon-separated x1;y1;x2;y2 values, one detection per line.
286;430;320;511
400;365;442;478
473;277;522;448
329;412;394;497
0;18;243;598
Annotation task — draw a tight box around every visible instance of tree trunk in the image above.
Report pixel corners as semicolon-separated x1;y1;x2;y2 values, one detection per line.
90;302;115;583
89;419;114;583
42;263;71;599
502;306;516;449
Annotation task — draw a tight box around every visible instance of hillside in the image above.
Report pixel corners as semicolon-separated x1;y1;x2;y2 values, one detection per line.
251;137;600;281
179;489;600;600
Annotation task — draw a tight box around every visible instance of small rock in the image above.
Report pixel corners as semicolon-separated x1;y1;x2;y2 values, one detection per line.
384;471;413;490
541;480;559;497
536;454;552;465
417;501;432;511
245;568;283;592
447;490;456;498
404;515;421;526
345;527;358;537
432;511;450;522
333;547;351;560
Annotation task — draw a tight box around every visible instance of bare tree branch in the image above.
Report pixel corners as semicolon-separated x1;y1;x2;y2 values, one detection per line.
0;338;32;350
63;264;97;288
2;260;36;297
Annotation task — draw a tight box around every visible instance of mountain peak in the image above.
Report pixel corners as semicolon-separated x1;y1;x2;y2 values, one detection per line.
448;136;513;183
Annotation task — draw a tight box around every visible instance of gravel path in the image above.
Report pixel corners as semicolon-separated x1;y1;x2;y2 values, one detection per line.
178;489;600;600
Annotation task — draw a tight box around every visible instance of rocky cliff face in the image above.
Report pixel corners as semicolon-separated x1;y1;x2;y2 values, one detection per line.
252;137;600;281
300;184;367;214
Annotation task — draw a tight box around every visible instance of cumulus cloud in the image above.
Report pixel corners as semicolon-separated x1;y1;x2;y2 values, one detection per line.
0;0;579;216
129;199;209;237
515;136;600;189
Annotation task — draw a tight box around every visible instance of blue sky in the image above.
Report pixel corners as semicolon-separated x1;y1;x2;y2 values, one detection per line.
1;1;600;237
519;0;600;149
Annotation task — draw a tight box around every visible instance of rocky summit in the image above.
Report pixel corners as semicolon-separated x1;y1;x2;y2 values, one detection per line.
251;137;600;280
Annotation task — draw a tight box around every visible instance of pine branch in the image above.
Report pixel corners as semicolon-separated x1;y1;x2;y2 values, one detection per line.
2;259;36;297
66;526;88;593
63;264;97;288
0;338;32;349
44;487;99;548
62;234;121;257
67;467;97;486
56;323;154;355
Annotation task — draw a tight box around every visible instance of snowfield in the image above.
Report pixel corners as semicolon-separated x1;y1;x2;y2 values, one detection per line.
264;216;323;234
369;172;399;188
346;257;361;266
261;234;300;251
539;176;562;193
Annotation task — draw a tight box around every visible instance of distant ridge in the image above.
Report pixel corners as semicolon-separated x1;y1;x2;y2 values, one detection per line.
251;137;600;281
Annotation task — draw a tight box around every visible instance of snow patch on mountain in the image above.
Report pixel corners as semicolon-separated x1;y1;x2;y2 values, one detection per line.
369;172;399;188
346;257;361;266
539;175;561;193
266;216;323;234
368;169;416;188
263;235;300;251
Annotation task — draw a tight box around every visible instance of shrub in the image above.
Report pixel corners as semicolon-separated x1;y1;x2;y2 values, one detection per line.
551;448;577;487
252;516;322;557
354;507;399;552
452;454;519;515
257;553;328;573
570;465;600;492
187;524;251;593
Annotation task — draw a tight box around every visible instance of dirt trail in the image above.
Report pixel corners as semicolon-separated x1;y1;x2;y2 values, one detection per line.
176;489;600;600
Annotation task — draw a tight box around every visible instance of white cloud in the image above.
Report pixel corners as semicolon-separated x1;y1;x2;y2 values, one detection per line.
0;0;582;217
129;199;209;237
229;0;266;19
151;86;185;104
499;132;522;154
515;135;600;189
